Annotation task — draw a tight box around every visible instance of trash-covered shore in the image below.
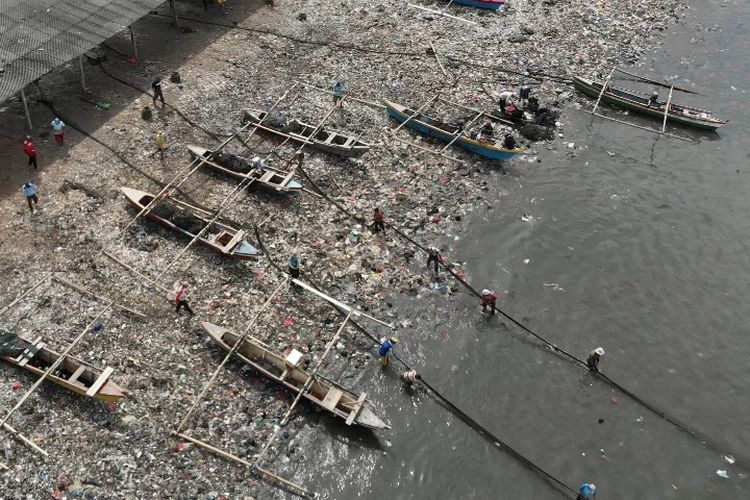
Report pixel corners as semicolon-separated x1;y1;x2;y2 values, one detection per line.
0;0;686;497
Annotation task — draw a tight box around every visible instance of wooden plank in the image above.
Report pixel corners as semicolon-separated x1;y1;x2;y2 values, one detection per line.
345;392;367;426
592;67;617;114
222;229;246;252
86;366;114;397
407;3;477;25
320;387;343;411
662;85;674;133
67;365;87;384
53;276;147;319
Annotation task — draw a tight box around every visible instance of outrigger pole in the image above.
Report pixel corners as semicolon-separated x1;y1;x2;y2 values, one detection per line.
407;3;477;25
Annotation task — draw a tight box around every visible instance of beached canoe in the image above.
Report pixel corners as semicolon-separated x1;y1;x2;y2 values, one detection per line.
0;334;126;403
202;322;390;430
120;187;262;260
453;0;505;10
187;145;302;195
241;109;372;158
384;99;524;160
573;76;728;131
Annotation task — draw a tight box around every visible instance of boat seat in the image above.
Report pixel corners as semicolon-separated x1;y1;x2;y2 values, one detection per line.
345;392;367;426
86;366;114;397
67;365;88;384
321;387;344;411
279;349;303;381
222;230;246;251
16;340;44;367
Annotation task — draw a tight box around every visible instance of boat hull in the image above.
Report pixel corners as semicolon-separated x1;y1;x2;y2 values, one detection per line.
385;100;522;160
453;0;505;10
573;76;726;131
202;322;389;430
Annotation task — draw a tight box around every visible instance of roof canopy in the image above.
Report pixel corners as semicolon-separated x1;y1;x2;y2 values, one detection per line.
0;0;164;102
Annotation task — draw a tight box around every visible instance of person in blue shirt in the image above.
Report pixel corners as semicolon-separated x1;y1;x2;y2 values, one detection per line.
21;182;39;213
378;336;398;366
50;117;65;146
577;483;596;499
331;81;346;107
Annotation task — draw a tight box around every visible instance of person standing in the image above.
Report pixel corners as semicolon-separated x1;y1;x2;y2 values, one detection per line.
586;347;604;373
577;483;596;499
481;289;497;315
378;336;398;366
50;117;66;146
155;131;167;160
251;156;265;171
175;282;195;316
426;246;440;273
331;81;346;107
21;182;39;213
373;207;385;233
288;253;301;290
23;136;38;170
152;77;165;107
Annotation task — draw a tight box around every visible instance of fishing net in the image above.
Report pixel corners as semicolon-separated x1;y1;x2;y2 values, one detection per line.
0;330;27;357
214;152;250;174
152;202;204;234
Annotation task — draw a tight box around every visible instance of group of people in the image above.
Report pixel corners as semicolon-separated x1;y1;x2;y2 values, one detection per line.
497;84;555;127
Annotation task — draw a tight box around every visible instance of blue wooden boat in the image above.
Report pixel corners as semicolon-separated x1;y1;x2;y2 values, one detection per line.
453;0;505;10
385;100;523;161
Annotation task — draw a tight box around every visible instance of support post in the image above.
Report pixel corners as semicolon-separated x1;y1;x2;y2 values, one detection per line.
170;0;181;31
78;55;87;92
20;88;33;131
129;26;138;60
661;85;674;133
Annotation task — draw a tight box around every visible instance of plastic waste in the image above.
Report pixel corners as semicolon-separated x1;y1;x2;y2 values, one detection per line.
716;470;729;479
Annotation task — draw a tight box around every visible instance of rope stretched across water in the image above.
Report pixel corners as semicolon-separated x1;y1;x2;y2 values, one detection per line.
296;164;750;468
254;226;578;498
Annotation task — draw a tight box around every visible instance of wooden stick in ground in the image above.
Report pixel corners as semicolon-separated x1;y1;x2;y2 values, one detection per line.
176;279;288;432
407;3;477;25
53;277;147;319
591;67;616;114
429;41;448;77
103;251;173;295
661;85;674;133
0;304;113;430
0;278;49;319
2;422;48;457
175;432;309;496
296;82;385;109
390;95;440;135
255;311;353;466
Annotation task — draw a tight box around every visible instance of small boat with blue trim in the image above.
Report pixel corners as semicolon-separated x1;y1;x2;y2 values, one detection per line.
120;187;262;261
453;0;505;10
187;145;303;196
384;100;523;161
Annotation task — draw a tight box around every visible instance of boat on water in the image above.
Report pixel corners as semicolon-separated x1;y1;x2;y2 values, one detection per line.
241;109;372;158
453;0;505;10
573;75;728;131
120;187;262;260
202;322;390;430
187;145;302;196
0;333;126;403
384;99;524;160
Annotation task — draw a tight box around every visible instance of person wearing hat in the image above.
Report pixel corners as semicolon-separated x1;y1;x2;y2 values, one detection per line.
50;117;66;146
481;289;498;315
154;131;167;160
378;336;398;366
22;136;38;169
587;348;604;372
577;482;596;499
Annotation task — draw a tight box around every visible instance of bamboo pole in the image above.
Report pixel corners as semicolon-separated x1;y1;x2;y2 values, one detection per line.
592;67;617;114
176;279;288;432
296;82;385;109
438;97;515;126
255;312;353;466
407;4;477;25
291;279;395;329
0;304;113;430
175;432;309;495
387;133;465;163
0;278;49;319
245;83;300;143
438;110;485;153
53;277;147;319
584;111;693;142
103;251;172;295
429;41;448;77
661;85;674;133
2;422;48;456
390;95;439;135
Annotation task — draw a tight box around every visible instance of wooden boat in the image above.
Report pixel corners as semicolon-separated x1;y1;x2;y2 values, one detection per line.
120;187;262;260
384;100;524;160
241;109;372;158
187;145;302;196
202;322;390;430
0;334;126;403
573;76;728;131
453;0;505;10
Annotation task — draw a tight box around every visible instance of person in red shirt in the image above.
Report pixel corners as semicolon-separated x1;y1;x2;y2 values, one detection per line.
373;207;385;233
175;282;195;316
481;289;497;315
23;136;37;169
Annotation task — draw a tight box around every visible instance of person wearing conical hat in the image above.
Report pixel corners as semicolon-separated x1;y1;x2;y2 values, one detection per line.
587;347;604;372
